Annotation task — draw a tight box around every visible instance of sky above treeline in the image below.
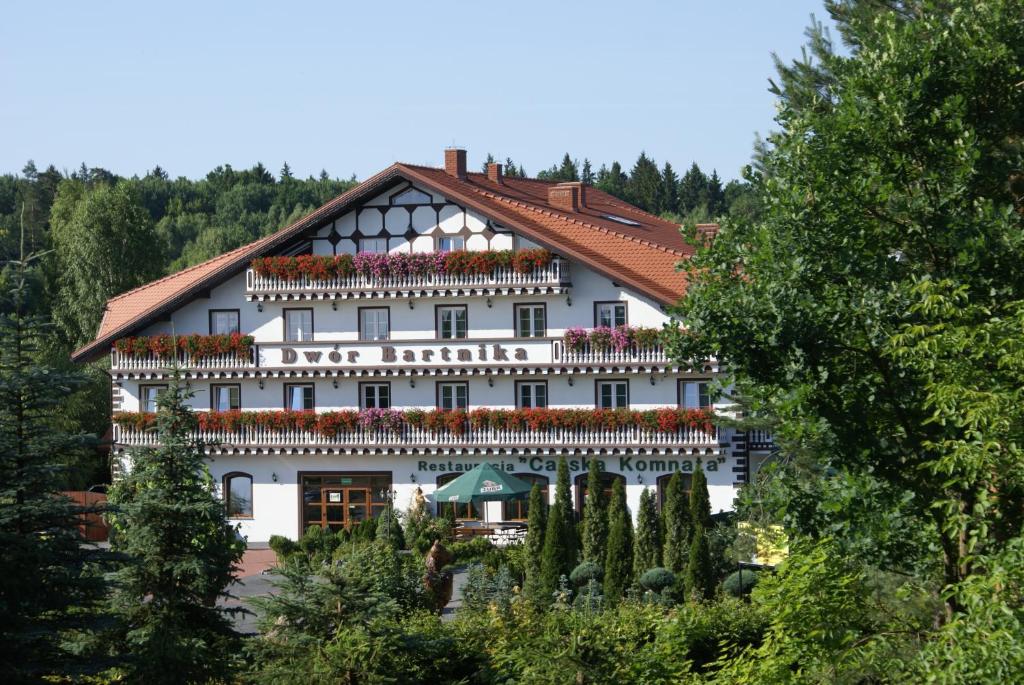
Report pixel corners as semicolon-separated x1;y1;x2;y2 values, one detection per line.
0;1;834;182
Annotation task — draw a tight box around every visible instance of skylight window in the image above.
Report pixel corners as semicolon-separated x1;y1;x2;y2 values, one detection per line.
602;214;641;226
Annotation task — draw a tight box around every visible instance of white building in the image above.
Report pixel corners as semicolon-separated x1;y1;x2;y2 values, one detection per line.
73;149;770;543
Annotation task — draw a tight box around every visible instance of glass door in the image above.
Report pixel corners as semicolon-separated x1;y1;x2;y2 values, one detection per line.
345;488;371;526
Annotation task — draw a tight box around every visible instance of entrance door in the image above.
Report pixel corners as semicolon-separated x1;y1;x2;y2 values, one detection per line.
344;487;370;527
317;486;371;531
300;473;393;535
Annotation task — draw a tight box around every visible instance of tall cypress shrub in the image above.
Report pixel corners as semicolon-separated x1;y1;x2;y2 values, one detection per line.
685;521;714;601
689;464;712;534
540;457;576;598
107;374;245;684
603;479;633;603
661;471;690;573
522;483;547;604
580;458;607;566
633;487;661;579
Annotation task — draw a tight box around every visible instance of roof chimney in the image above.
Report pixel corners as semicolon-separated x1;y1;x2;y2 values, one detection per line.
695;223;720;244
487;162;503;185
548;181;585;212
444;148;467;179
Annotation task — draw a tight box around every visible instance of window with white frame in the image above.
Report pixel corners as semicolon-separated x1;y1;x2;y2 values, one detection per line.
680;381;712;410
209;309;240;335
361;383;391;409
284;308;313;342
596;380;629;409
359;237;388;254
212;384;240;411
437;236;465;251
140;384;167;413
285;384;315;411
595;302;627;328
437;382;468;410
436;306;468;339
359;307;390;341
515;303;546;337
517;381;548;409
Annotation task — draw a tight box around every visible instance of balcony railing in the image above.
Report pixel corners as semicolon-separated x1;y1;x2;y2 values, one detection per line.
748;429;776;451
113;422;718;449
554;342;669;365
245;258;570;296
110;349;256;371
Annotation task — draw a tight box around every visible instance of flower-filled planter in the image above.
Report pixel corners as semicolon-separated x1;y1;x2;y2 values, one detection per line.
250;248;553;282
562;325;669;352
113;333;255;360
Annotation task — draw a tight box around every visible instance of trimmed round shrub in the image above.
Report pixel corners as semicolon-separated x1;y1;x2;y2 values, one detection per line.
268;534;299;563
722;569;760;597
569;560;603;586
639;567;676;593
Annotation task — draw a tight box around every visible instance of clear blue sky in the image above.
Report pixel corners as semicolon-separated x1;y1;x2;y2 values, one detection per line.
0;1;832;182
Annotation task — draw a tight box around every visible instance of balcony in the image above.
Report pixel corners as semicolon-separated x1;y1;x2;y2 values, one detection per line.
111;349;256;372
245;257;571;300
748;429;776;451
554;341;670;365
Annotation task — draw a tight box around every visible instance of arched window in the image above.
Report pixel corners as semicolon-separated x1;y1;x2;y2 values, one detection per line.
224;472;253;519
502;474;549;521
656;473;692;510
573;471;626;512
435;473;478;520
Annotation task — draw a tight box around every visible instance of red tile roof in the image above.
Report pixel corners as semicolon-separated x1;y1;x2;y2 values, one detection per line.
72;163;701;362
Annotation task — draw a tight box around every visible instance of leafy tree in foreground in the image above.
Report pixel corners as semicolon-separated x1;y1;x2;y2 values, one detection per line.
522;483;547;604
580;458;607;567
539;457;576;599
603;478;634;603
668;0;1024;618
633;486;661;579
0;255;104;679
106;374;245;684
661;471;689;573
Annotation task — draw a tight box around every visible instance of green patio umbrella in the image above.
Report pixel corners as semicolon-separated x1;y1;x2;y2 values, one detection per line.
433;463;533;525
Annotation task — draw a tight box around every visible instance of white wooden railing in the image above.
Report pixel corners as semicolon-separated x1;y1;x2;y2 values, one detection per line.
245;258;570;294
554;341;669;364
114;422;718;449
110;349;255;371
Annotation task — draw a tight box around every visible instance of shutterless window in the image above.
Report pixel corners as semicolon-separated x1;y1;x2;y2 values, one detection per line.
680;381;711;409
140;385;167;413
361;383;391;409
438;236;465;251
596;302;627;328
517;381;548;409
359;237;388;254
359;308;390;341
597;380;629;409
212;384;240;411
209;310;239;335
437;382;468;410
285;384;314;411
284;309;313;342
436;306;467;339
224;473;253;518
515;304;546;337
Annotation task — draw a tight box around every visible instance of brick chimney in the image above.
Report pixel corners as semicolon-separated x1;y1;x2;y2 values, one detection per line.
444;148;467;179
548;181;586;212
695;223;720;244
487;162;503;184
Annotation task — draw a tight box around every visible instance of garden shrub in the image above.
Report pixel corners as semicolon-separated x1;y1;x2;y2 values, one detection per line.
570;561;603;586
722;569;759;597
297;525;340;566
268;534;299;564
639;567;676;594
448;536;494;566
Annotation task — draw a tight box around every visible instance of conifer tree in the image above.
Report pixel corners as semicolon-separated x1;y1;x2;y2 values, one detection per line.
522;483;547;604
580;458;607;566
107;374;245;684
685;519;714;600
661;162;679;216
625;151;663;213
689;464;712;534
633;487;661;579
661;470;690;573
540;457;576;598
706;170;725;216
603;478;633;603
596;161;628;199
557;153;580;181
677;162;709;214
580;158;595;184
0;255;104;679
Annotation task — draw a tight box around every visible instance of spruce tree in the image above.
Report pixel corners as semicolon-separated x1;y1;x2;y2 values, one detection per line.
661;162;679;216
689;464;712;534
603;478;633;604
685;520;714;601
539;457;576;598
661;471;690;573
580;458;607;566
522;483;547;604
706;170;725;216
596;161;628;199
677;162;709;214
557;153;580;181
107;373;245;684
0;256;104;679
633;487;661;579
580;159;595;184
625;151;663;213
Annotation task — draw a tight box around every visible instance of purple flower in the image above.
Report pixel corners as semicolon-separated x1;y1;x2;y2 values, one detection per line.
358;408;403;432
563;327;589;352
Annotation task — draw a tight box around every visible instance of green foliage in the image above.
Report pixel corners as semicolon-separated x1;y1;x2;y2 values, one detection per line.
634;487;662;580
268;534;299;564
105;374;245;684
685;522;715;601
375;504;404;550
661;471;690;573
522;482;546;604
603;478;634;604
689;464;712;531
447;535;494;566
722;569;759;598
580;458;607;566
540;457;577;598
334;541;427;612
298;524;341;565
570;561;603;586
461;563;516;614
639;568;676;594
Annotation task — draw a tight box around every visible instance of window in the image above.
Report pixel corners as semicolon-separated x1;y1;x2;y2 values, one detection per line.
301;472;393;532
209;309;240;335
360;382;391;409
595;302;627;328
515;303;546;338
284;384;315;411
212;384;240;411
284;308;313;342
437;236;465;251
503;474;549;520
574;471;627;512
517;381;548;409
596;380;629;409
436;472;478;520
359;307;390;341
436;305;468;339
140;384;167;413
680;381;712;409
224;472;253;518
656;473;693;509
390;187;432;205
602;214;642;227
437;382;468;410
359;237;388;254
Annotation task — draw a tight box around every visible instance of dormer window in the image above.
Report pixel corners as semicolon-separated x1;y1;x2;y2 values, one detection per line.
390;187;432;205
